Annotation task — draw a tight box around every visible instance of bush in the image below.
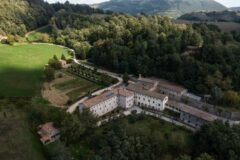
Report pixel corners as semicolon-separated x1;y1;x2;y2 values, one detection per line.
44;66;55;82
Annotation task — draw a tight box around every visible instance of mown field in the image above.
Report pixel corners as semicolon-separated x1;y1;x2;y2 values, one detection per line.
0;43;69;96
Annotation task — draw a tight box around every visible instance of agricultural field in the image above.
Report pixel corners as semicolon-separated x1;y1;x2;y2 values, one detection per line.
0;43;69;97
42;72;103;106
54;73;103;103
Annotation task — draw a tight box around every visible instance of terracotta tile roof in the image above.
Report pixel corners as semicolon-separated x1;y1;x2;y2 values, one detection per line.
127;84;167;101
166;100;180;107
39;122;57;134
112;87;134;97
166;100;217;122
179;104;218;122
40;136;50;143
82;91;117;108
156;78;187;94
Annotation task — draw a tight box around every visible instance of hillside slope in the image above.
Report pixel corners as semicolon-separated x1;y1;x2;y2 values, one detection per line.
0;0;54;36
94;0;226;18
230;7;240;11
179;11;240;23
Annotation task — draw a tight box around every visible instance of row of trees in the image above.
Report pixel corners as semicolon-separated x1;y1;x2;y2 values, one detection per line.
67;64;118;86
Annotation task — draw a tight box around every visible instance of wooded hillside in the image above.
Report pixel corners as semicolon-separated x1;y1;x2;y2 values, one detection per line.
49;11;240;109
0;0;55;36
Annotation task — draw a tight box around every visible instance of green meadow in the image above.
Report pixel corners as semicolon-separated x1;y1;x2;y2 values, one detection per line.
0;43;69;96
26;25;52;42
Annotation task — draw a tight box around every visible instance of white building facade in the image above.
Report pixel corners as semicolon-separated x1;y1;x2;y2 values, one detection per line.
90;94;118;117
127;84;168;111
114;88;134;109
79;88;134;117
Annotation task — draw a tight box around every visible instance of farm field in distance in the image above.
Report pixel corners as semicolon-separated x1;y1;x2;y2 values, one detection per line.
0;43;69;97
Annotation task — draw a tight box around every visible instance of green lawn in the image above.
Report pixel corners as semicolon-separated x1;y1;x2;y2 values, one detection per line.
26;25;52;42
0;43;69;96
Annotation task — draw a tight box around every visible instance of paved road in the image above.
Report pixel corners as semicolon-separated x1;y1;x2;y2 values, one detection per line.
67;59;123;114
67;97;88;113
97;106;196;131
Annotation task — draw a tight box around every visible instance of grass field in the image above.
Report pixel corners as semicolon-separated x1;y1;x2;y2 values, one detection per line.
0;43;69;97
26;25;52;42
54;76;103;102
0;107;45;160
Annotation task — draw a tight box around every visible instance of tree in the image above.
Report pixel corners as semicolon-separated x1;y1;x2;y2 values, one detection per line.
195;153;214;160
60;114;86;145
61;54;66;60
176;155;191;160
223;90;240;107
44;66;55;82
48;58;62;70
40;33;50;42
53;55;58;60
5;35;15;45
123;72;129;84
195;121;240;160
211;86;223;104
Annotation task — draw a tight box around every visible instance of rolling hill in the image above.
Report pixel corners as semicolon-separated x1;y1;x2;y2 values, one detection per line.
179;10;240;23
93;0;227;18
230;7;240;11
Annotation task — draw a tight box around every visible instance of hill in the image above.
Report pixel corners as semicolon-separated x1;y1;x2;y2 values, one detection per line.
0;0;55;36
0;0;106;36
179;10;240;23
93;0;227;18
230;7;240;11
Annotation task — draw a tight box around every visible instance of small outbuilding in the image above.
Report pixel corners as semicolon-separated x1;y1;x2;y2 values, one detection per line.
37;122;60;145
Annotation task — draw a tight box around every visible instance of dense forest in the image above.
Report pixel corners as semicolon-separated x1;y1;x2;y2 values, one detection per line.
0;0;105;36
49;10;240;108
0;0;54;35
179;10;240;23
